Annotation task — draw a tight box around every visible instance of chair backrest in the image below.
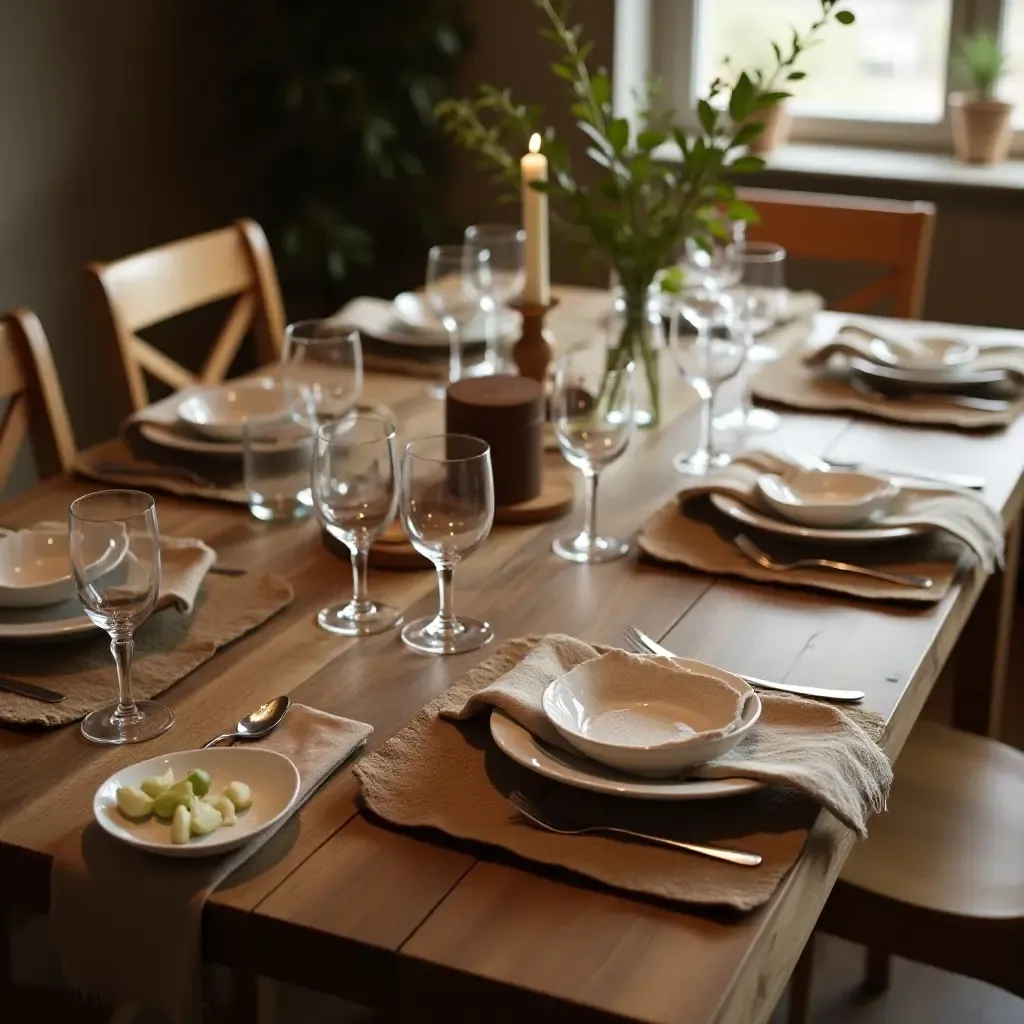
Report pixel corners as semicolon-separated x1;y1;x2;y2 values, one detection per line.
87;218;287;411
738;187;936;319
0;308;76;487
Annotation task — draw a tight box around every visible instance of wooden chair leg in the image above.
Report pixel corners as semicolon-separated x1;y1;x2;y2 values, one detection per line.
862;947;891;995
228;970;277;1024
787;932;816;1024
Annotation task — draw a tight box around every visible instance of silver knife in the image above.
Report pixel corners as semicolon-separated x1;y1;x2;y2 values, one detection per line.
0;676;66;703
823;459;985;492
628;628;865;703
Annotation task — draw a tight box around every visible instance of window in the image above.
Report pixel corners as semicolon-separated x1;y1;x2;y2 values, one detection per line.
628;0;1024;150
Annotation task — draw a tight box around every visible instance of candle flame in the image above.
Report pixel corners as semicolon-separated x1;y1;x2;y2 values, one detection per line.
529;133;542;154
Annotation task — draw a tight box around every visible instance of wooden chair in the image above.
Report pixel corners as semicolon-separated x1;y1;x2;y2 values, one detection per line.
87;218;286;411
739;187;936;319
788;720;1024;1021
0;308;75;487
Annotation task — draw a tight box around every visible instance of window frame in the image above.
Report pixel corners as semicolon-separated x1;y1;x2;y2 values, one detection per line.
617;0;1022;155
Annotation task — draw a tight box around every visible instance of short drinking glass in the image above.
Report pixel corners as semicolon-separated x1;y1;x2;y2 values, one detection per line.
425;244;491;398
551;351;634;563
401;434;494;655
70;489;174;745
313;413;402;636
463;224;525;375
283;320;363;424
242;382;315;522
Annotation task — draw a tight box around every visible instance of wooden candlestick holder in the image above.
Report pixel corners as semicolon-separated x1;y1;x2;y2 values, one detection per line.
510;296;559;383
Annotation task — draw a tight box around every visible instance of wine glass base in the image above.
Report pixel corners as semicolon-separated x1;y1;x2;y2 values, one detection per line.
81;700;175;746
672;449;732;476
552;533;630;564
712;406;781;435
317;600;402;636
401;614;493;655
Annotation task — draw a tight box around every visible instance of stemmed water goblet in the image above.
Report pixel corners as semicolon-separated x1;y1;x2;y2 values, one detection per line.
282;320;363;424
312;413;402;636
400;434;494;655
424;245;491;399
463;224;526;375
671;288;745;475
69;489;173;745
551;350;635;563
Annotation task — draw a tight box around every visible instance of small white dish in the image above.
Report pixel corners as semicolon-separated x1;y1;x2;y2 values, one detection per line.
757;470;898;529
93;747;300;858
0;527;126;608
865;333;978;373
541;652;761;778
391;291;519;347
490;710;761;801
710;493;924;545
177;378;294;441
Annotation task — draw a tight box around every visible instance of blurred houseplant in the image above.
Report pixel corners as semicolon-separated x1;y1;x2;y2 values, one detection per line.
950;31;1013;164
232;0;468;308
437;0;853;426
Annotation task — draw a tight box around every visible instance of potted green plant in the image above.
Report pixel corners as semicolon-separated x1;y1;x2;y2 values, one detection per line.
437;0;853;426
950;31;1013;164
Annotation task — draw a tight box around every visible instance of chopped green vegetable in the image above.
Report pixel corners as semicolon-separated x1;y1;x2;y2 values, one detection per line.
223;781;252;811
210;794;237;826
188;796;222;836
153;781;194;820
140;767;175;798
187;768;212;798
116;786;154;820
171;804;191;844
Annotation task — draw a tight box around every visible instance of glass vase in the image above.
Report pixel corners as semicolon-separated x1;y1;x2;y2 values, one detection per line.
607;281;662;428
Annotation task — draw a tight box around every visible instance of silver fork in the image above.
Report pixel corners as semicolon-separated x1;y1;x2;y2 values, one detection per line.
507;790;762;867
734;533;934;590
622;626;865;702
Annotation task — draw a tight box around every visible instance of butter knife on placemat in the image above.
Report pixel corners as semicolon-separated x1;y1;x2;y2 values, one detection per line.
0;676;66;703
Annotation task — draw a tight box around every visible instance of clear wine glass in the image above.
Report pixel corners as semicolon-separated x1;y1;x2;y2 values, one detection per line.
400;434;494;655
69;489;173;745
682;220;745;291
424;245;491;399
313;413;402;636
463;224;525;375
671;288;745;476
551;350;634;563
282;320;364;424
714;242;788;437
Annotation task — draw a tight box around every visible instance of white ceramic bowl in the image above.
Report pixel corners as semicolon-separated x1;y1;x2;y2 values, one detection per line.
177;378;294;441
863;332;978;374
93;747;300;858
541;652;761;778
757;469;899;529
0;527;125;608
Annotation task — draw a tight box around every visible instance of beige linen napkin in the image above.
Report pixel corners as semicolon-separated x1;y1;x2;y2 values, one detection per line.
51;704;373;1024
752;338;1024;430
356;636;889;913
0;541;293;727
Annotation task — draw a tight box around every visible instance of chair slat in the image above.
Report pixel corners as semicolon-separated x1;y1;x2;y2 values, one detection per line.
200;292;256;385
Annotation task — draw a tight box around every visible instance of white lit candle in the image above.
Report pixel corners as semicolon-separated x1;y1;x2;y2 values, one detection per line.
521;133;550;306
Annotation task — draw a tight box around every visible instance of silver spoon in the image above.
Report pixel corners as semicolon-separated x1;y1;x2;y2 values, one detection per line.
203;696;291;748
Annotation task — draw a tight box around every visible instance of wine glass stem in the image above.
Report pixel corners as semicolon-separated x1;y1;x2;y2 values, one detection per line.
110;637;139;721
485;300;500;368
698;384;715;463
448;324;463;386
738;321;755;419
350;547;372;615
582;469;600;542
436;564;456;631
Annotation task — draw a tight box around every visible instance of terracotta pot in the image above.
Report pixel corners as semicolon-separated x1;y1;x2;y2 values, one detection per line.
950;92;1013;164
747;102;791;154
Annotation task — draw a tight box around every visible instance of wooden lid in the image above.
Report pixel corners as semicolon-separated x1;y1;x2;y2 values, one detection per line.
447;375;543;409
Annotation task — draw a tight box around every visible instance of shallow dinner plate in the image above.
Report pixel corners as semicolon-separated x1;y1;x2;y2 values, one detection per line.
94;747;300;858
709;493;924;545
0;597;98;641
850;357;1008;391
490;710;761;801
390;292;519;348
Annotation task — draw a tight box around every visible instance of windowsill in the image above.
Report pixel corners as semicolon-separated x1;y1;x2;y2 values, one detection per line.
755;142;1024;193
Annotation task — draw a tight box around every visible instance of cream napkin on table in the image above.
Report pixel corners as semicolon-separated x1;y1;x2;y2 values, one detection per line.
51;705;373;1024
356;636;890;914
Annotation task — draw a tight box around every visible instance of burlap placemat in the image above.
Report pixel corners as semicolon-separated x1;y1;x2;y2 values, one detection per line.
752;341;1024;430
356;636;889;913
51;704;372;1024
0;552;293;727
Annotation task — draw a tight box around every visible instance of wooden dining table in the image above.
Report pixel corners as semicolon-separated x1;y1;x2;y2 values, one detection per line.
3;292;1024;1024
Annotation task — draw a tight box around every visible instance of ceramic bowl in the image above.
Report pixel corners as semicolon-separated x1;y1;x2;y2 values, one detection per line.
0;527;125;608
177;378;295;441
862;332;978;374
541;651;761;778
757;469;899;529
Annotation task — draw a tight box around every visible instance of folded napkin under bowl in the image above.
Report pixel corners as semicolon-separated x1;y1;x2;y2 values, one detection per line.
542;651;761;777
757;468;899;528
